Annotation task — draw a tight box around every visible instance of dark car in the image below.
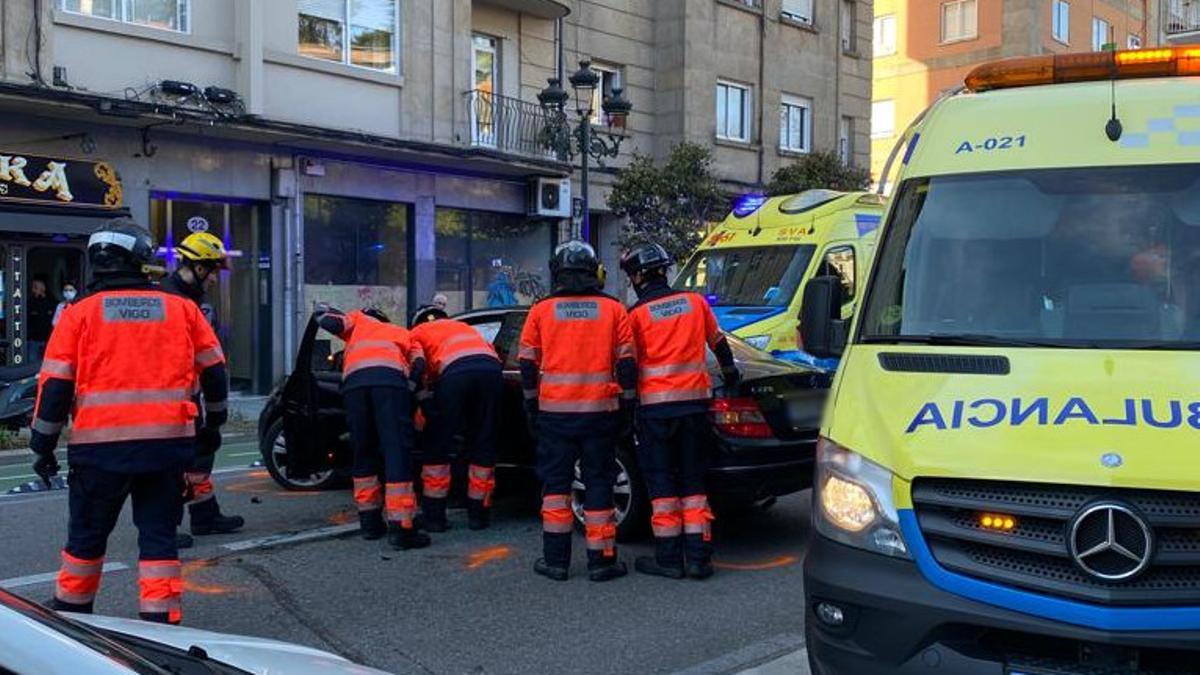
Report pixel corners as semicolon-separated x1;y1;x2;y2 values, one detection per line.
257;307;831;538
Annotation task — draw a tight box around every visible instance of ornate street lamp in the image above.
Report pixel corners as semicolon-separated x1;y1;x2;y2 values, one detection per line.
538;60;632;242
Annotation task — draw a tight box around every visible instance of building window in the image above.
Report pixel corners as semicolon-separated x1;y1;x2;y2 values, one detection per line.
839;116;853;165
1128;33;1142;49
1092;17;1111;51
298;0;398;73
874;15;897;56
435;209;552;313
61;0;190;33
871;99;895;139
841;1;857;52
780;95;812;153
1052;0;1070;44
940;0;977;43
716;81;752;142
782;0;813;25
589;63;625;126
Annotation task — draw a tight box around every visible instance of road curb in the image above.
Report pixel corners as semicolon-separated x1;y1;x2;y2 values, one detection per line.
673;633;805;675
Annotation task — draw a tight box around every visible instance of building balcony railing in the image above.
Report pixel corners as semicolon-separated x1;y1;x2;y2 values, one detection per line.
465;89;565;161
1165;0;1200;40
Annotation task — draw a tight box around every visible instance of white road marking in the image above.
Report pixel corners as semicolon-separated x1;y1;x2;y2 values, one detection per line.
221;524;358;552
225;451;260;458
1;563;131;589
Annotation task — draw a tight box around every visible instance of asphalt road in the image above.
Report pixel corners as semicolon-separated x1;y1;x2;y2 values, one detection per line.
0;455;813;674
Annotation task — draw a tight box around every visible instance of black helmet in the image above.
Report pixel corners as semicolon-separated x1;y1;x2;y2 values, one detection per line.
410;305;448;327
87;217;156;275
550;240;599;277
362;307;390;323
619;242;672;277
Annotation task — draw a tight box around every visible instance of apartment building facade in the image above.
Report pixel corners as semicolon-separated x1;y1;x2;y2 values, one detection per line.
871;0;1154;181
0;0;869;390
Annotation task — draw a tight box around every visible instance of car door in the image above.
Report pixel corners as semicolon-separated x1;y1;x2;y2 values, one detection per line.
280;317;344;481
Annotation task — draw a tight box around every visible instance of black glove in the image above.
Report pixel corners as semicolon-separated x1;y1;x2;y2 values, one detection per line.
33;451;60;488
720;366;742;394
197;426;223;456
524;399;539;435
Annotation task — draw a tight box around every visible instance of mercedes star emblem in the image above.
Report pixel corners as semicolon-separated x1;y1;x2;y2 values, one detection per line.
1068;502;1153;582
1100;452;1123;469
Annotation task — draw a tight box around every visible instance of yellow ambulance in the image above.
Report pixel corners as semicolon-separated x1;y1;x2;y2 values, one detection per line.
673;190;886;369
801;47;1200;673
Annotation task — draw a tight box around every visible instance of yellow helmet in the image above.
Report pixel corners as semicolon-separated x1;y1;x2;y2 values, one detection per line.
175;232;230;269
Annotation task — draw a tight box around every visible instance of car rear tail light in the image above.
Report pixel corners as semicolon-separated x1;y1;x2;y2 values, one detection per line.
710;397;774;439
965;47;1200;92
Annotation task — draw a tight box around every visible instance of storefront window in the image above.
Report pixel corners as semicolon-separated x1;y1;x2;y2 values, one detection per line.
304;194;409;322
435;208;550;313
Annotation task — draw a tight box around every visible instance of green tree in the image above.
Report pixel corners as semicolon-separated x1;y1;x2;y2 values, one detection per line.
765;150;871;196
607;142;725;263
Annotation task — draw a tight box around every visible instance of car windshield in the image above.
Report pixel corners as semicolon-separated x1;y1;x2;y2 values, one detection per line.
674;245;816;307
861;164;1200;349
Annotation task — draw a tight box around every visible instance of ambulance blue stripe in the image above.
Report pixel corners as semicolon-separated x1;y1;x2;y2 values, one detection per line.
855;214;882;237
901;132;920;164
899;510;1200;631
765;349;841;372
710;306;787;332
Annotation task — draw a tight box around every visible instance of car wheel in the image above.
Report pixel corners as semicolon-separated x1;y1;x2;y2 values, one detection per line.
571;444;650;542
260;418;339;491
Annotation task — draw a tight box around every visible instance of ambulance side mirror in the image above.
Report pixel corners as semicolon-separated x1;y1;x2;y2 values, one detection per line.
800;276;847;360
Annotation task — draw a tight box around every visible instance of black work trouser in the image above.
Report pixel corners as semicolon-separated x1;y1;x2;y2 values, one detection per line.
536;411;620;569
345;386;416;525
424;367;502;469
637;411;715;565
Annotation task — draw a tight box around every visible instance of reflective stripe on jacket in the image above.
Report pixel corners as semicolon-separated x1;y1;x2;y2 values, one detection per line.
629;291;719;407
336;310;420;381
410;318;499;383
518;295;635;413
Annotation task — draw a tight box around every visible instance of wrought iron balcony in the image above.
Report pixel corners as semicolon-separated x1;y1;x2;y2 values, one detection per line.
1165;0;1200;41
464;89;565;161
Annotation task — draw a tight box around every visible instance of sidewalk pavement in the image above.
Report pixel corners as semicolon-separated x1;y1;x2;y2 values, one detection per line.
738;648;809;674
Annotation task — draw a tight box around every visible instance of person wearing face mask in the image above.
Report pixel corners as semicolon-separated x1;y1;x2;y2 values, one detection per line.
161;232;242;549
52;282;78;328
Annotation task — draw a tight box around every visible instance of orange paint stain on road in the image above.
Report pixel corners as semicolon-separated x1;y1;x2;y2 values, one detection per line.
713;555;799;571
181;559;244;596
328;510;356;525
466;546;513;569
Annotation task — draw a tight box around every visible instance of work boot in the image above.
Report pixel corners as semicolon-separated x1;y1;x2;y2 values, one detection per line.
533;558;568;581
686;561;715;580
635;556;684;579
588;560;628;583
359;510;386;540
191;513;245;536
45;596;93;614
387;523;431;551
422;497;450;533
467;499;491;531
175;532;195;550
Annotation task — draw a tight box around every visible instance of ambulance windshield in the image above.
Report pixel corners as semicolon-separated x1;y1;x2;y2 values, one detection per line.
674;245;816;308
861;164;1200;349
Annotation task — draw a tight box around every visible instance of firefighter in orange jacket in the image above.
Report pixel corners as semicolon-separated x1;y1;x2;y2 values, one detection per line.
410;307;503;531
520;241;637;582
316;306;430;550
620;242;740;580
34;218;228;625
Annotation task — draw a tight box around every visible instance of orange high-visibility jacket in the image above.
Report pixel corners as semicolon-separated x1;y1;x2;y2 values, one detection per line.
335;310;423;382
410;318;498;383
37;289;224;446
518;295;635;413
629;291;722;406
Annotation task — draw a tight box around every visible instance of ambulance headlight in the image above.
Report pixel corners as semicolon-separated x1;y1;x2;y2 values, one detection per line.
743;335;771;350
815;438;909;559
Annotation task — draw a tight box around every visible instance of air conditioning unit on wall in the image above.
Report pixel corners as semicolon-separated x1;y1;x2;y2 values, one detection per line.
528;177;571;218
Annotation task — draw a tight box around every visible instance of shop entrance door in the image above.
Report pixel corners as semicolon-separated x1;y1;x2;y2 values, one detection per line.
0;239;87;366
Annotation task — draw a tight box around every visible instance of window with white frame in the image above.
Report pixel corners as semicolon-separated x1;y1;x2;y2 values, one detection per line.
940;0;977;43
874;15;897;56
781;0;813;23
61;0;189;33
871;99;895;139
1052;1;1070;44
299;0;398;73
841;0;856;52
839;116;853;165
716;81;751;142
589;63;625;126
1128;33;1142;49
780;95;812;153
1092;16;1111;51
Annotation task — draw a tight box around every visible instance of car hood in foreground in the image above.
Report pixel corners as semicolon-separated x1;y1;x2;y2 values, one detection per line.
69;614;390;675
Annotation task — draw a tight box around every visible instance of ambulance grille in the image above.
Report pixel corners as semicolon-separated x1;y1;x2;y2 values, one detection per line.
912;478;1200;606
877;353;1010;375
